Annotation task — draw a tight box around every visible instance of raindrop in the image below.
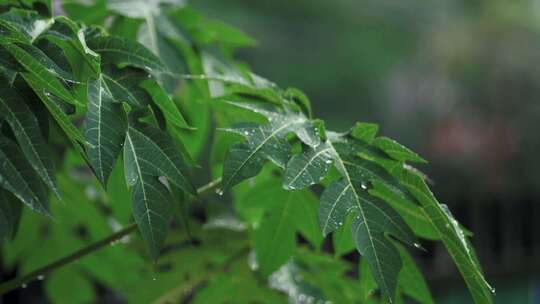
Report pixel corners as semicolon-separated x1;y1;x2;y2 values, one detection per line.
21;283;27;289
215;189;224;196
360;183;367;190
37;275;45;281
152;277;157;281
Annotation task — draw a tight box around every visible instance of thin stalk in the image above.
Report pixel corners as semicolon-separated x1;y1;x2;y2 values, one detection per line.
0;178;222;295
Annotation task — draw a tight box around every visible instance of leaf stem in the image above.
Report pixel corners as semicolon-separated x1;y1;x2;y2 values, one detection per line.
0;178;222;295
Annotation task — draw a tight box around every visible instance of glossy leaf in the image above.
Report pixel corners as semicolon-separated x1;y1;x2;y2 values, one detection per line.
222;103;320;191
123;123;195;258
102;65;152;109
87;35;167;72
399;169;493;304
0;84;59;197
85;76;126;185
318;139;416;303
283;141;333;190
140;79;190;129
2;41;79;105
124;124;195;195
373;137;427;164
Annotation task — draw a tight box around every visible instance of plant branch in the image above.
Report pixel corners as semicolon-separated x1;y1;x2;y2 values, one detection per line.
0;178;222;295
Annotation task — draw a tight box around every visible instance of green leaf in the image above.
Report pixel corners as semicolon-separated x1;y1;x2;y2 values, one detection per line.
332;215;355;257
318;139;416;303
23;75;85;144
2;41;79;105
0;137;49;216
359;258;378;302
222;103;320;191
102;65;152;109
0;83;59;197
373;137;427;164
249;180;322;275
0;8;53;42
398;169;493;304
283;141;333;190
123;122;195;258
123;127;173;259
85;76;126;185
396;244;433;304
0;189;22;242
368;180;439;240
140;79;190;129
42;16;101;77
87;35;167;72
124;124;195;195
351;122;379;144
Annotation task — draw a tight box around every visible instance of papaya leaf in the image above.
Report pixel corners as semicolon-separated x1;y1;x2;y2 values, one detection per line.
318;138;416;303
139;79;190;129
283;141;333;190
0;83;59;198
1;41;80;105
85;76;126;185
351;122;379;144
123;123;195;258
242;180;322;275
396;244;433;304
373;137;427;164
124;124;195;195
0;8;53;42
0;137;49;216
87;35;167;72
221;103;320;191
399;169;493;304
102;65;152;109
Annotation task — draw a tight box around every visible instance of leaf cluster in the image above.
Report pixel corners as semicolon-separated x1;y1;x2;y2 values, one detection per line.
0;0;492;303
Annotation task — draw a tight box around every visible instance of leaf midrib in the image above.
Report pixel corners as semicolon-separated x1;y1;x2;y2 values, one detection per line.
288;146;331;186
126;132;156;245
225;118;305;189
2;98;56;194
327;140;390;300
128;127;191;192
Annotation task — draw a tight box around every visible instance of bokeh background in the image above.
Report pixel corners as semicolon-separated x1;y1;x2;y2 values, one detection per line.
195;0;540;302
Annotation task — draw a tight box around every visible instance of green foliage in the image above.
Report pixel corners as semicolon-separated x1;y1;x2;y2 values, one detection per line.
0;0;493;303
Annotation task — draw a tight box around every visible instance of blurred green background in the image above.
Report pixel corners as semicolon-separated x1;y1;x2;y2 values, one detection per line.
195;0;540;302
